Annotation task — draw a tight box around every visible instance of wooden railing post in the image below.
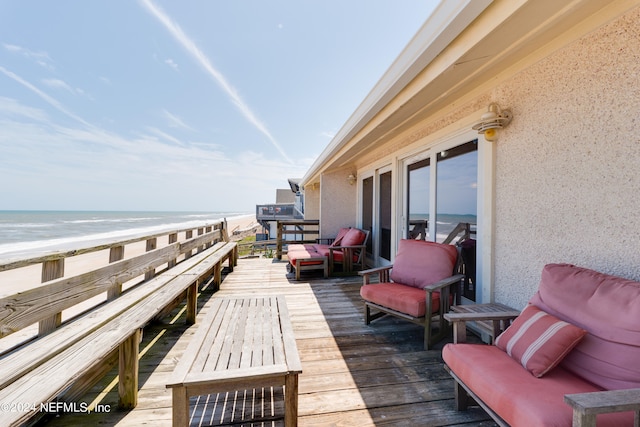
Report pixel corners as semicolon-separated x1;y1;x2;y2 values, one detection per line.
168;233;178;268
144;238;157;281
39;258;65;335
185;230;193;259
108;245;125;300
205;226;212;248
277;221;283;260
197;227;204;253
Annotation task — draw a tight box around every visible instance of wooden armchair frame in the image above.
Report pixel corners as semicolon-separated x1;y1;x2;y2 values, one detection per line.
360;263;463;350
328;229;370;275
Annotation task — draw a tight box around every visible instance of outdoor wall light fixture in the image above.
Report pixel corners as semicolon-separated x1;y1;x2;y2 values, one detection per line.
472;102;513;141
347;173;357;185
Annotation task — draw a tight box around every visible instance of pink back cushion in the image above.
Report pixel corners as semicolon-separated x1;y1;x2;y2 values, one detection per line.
331;227;351;247
529;263;640;390
389;239;457;289
340;228;366;247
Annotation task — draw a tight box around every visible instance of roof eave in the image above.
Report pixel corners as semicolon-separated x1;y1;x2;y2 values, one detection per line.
300;0;493;188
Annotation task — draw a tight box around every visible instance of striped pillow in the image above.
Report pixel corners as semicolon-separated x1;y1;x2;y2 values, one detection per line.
495;305;587;377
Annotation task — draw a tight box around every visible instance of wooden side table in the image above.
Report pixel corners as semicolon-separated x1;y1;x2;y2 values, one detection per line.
445;303;520;343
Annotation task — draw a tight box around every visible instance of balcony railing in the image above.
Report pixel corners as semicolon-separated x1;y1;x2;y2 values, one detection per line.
255;203;303;221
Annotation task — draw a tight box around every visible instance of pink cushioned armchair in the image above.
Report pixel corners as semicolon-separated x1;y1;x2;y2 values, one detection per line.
359;239;463;350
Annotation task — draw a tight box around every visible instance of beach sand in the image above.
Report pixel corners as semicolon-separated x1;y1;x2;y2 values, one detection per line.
0;215;260;352
0;215;260;295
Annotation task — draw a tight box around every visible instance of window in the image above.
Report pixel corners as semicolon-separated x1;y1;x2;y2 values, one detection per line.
404;140;478;301
379;171;392;261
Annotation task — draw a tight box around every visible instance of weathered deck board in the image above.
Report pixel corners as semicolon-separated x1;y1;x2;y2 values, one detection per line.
40;257;494;426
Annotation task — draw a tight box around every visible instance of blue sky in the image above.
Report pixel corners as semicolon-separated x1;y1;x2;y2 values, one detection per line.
0;1;438;212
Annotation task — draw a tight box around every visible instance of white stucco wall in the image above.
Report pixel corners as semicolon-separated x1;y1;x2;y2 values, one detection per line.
303;185;320;221
320;169;358;239
492;8;640;308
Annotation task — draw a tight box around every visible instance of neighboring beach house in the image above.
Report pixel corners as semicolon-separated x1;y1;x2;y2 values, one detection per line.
256;179;305;240
298;0;640;309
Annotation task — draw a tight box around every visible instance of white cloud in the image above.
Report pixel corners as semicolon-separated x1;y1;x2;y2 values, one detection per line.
162;109;193;131
0;66;92;127
139;0;294;164
0;96;49;121
321;130;336;139
144;127;186;146
3;43;54;70
164;58;178;70
41;78;73;92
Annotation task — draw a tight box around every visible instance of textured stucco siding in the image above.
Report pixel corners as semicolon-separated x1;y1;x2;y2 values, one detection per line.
492;8;640;308
320;169;358;239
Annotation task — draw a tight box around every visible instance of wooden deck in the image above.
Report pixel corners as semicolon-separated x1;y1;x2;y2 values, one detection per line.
40;257;494;426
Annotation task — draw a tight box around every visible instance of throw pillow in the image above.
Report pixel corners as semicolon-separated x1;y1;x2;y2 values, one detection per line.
495;304;587;377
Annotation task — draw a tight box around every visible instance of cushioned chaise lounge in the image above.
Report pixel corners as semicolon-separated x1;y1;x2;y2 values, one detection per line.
287;227;368;279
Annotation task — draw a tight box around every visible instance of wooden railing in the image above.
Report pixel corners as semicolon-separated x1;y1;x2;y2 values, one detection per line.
442;222;476;245
0;219;229;340
275;219;320;260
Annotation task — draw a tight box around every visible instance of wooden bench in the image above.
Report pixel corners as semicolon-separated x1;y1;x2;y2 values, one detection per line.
0;237;237;426
167;295;302;427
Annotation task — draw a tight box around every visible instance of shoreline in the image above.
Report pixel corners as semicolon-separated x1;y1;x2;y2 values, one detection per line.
0;214;260;296
0;213;257;261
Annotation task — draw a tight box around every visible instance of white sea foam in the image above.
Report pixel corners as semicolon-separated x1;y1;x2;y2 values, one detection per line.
0;211;251;260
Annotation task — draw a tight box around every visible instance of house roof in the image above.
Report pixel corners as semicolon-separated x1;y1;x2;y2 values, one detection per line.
300;0;631;188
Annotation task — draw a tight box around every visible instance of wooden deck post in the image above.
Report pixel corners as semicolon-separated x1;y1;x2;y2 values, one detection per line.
119;329;140;409
144;238;157;281
39;258;65;335
168;233;178;268
108;245;125;300
277;221;283;260
185;230;193;259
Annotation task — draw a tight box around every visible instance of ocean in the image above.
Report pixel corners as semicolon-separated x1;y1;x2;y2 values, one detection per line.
408;213;477;241
0;210;251;260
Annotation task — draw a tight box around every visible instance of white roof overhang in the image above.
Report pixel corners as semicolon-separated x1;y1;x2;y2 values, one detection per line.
301;0;633;187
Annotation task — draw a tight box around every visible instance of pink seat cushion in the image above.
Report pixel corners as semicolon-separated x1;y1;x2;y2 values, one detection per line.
360;283;440;318
443;343;634;427
389;239;457;289
288;243;315;252
529;264;640;390
315;246;362;263
315;246;345;262
287;249;325;266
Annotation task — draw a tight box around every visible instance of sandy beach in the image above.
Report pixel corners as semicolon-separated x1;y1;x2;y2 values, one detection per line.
0;214;260;353
0;214;260;296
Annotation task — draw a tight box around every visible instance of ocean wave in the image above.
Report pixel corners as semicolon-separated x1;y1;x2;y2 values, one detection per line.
0;222;52;228
0;213;251;259
62;217;161;224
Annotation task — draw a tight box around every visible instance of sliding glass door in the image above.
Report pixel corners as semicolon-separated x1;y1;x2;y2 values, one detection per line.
378;171;392;262
404;140;478;301
360;167;392;267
